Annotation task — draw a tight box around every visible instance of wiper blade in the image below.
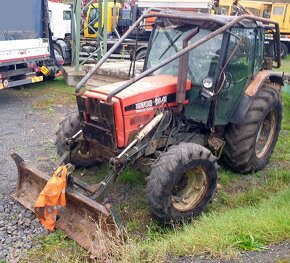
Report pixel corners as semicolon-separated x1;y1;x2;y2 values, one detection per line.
159;30;183;60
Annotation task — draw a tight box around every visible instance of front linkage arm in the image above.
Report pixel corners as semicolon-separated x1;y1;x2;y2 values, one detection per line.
62;111;167;200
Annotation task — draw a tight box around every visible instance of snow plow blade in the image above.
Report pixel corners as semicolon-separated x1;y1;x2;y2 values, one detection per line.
11;153;118;257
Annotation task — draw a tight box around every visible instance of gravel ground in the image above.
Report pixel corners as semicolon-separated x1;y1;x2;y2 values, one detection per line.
0;89;64;196
0;85;289;262
0;193;49;262
0;87;70;262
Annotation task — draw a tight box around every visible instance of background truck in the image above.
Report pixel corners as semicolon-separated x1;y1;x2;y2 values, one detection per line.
0;0;63;89
50;0;214;64
48;1;72;64
84;0;212;39
218;0;290;58
49;1;72;39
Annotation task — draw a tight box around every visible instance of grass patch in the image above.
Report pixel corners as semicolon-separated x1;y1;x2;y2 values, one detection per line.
277;54;290;73
75;164;146;186
213;167;290;211
75;163;110;185
22;231;88;263
117;166;145;185
21;74;290;262
217;168;239;187
233;233;266;251
281;92;290;130
23;77;76;110
121;188;290;262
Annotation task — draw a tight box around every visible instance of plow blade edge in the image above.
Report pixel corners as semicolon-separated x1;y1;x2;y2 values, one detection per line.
11;153;117;256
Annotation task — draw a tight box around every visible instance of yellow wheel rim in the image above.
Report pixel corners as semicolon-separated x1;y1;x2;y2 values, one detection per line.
255;110;277;159
172;167;208;212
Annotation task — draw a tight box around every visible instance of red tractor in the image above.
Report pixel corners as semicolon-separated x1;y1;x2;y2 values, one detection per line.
12;9;283;254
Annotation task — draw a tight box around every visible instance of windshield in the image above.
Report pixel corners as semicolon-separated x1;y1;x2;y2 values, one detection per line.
146;25;223;85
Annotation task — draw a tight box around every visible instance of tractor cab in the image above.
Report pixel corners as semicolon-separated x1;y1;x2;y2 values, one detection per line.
144;13;281;125
75;11;281;162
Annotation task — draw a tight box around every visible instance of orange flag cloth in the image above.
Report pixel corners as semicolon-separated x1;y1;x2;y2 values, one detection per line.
34;165;68;231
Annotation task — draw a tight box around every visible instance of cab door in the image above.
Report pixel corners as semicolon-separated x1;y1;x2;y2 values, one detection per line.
215;28;256;125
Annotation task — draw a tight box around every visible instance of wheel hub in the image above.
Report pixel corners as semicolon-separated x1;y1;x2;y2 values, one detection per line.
172;167;208;212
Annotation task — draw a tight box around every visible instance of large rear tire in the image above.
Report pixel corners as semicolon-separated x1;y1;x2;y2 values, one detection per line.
280;42;288;59
270;42;288;59
53;43;63;59
135;48;147;60
224;87;282;173
55;110;97;168
146;143;218;224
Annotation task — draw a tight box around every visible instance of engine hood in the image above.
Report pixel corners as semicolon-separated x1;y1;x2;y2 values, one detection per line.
86;75;192;116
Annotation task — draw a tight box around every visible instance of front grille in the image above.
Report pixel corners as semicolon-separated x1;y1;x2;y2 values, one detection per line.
77;95;117;151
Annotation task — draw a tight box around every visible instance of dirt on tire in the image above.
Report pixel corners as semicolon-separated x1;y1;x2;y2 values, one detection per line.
55;109;97;168
224;87;282;173
146;143;218;224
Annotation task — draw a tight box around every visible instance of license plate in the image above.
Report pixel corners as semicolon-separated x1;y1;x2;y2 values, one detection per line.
41;66;50;76
32;76;43;83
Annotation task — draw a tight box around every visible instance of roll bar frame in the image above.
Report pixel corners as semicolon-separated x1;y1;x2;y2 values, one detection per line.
75;9;281;103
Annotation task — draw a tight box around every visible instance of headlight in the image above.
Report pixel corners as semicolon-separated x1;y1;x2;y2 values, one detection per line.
202;77;213;89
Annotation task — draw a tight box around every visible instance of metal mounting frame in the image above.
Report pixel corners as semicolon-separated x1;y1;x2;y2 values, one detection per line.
72;0;108;71
76;10;281;94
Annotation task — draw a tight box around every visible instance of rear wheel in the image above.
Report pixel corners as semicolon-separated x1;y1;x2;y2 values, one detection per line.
135;49;147;60
146;143;218;224
55;110;97;168
224;86;282;173
270;42;288;59
280;42;288;59
53;44;63;59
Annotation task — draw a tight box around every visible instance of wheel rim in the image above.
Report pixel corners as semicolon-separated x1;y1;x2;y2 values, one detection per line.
172;167;208;212
255;110;277;159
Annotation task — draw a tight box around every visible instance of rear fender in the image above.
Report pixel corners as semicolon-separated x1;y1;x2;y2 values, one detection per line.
244;70;283;97
230;70;283;124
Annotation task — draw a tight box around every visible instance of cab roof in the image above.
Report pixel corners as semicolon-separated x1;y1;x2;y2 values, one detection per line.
158;9;272;30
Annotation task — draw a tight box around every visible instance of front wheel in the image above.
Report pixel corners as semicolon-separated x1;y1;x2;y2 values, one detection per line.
55;110;97;168
146;143;218;224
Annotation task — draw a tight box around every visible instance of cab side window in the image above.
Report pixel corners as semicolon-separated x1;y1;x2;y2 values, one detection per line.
215;28;255;124
226;28;255;83
254;29;264;74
